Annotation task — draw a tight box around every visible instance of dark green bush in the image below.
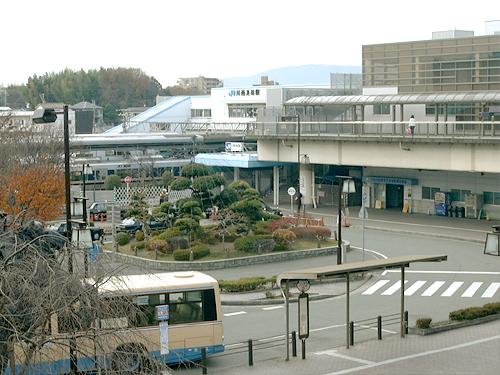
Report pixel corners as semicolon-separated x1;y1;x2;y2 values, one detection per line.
156;227;182;241
273;243;288;252
416;318;432;329
253;221;271;235
218;277;269;292
234;236;258;252
167;236;189;253
449;306;490;321
104;175;122;190
181;163;211;178
234;235;274;253
135;230;145;242
483;302;500;315
170;177;191;191
173;243;210;261
116;232;131;246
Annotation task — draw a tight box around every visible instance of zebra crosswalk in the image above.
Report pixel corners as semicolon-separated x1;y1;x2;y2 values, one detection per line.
362;280;500;299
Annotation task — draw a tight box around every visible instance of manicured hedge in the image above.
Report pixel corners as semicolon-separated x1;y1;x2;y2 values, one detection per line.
133;241;145;250
156;227;183;241
416;318;432;329
449;302;500;321
234;235;274;253
218;277;269;292
116;232;131;246
135;230;145;242
173;244;210;261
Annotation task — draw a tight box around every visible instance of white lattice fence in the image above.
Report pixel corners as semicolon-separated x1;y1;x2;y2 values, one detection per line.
167;188;192;203
114;186;166;208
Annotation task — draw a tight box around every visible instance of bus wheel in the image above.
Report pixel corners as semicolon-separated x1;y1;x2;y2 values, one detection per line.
112;344;147;374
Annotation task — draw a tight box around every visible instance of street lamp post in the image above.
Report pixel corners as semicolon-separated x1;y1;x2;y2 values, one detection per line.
81;163;93;225
337;177;355;265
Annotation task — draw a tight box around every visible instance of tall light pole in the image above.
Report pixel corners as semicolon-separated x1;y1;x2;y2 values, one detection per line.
337;176;355;265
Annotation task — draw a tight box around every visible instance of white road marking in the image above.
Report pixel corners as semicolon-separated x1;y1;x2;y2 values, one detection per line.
362;279;391;295
310;323;345;333
258;335;284;342
355;324;396;334
404;281;426;296
324;335;500;375
421;281;445;296
315;349;375;365
262;305;284;311
385;270;500;275
482;282;500;298
350;247;388;259
461;282;483;297
224;311;246;317
381;280;408;295
441;281;464;297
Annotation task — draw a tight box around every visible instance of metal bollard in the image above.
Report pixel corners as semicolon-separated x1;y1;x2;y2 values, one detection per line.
349;321;354;346
248;339;253;366
201;347;207;374
377;316;382;340
301;339;306;360
291;331;297;357
404;311;409;335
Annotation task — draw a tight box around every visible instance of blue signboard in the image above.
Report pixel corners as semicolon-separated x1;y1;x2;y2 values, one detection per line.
156;305;170;321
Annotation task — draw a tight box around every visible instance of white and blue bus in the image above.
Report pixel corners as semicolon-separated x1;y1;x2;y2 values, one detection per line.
9;271;224;374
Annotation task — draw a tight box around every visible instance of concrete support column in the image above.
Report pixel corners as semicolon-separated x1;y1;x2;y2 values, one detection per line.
299;163;313;206
273;166;280;206
253;169;260;192
233;167;240;182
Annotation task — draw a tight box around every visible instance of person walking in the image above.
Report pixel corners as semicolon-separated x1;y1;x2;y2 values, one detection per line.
295;192;303;216
408;115;416;137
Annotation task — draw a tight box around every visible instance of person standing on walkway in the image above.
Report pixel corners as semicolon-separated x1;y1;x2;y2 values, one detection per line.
408;115;416;137
295;192;302;216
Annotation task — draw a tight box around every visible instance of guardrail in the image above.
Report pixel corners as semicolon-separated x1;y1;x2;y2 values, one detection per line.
252;120;500;139
349;311;408;346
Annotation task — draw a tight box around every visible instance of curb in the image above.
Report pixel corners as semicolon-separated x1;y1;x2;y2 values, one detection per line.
409;313;500;335
221;273;373;306
365;226;485;244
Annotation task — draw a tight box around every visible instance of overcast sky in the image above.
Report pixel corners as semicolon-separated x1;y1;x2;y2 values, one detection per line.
1;0;498;87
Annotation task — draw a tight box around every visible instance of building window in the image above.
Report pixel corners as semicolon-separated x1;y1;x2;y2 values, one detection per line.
373;104;390;115
228;104;264;118
422;186;440;200
484;191;500;205
191;109;212;118
450;189;471;202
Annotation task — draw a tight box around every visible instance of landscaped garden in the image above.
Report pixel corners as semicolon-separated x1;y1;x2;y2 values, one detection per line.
104;163;337;261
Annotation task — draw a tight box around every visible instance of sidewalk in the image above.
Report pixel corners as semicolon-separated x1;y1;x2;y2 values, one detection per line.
276;204;499;243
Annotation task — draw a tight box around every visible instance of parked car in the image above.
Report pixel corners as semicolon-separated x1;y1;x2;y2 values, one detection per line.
264;205;283;216
116;219;169;235
89;202;108;216
50;222;104;242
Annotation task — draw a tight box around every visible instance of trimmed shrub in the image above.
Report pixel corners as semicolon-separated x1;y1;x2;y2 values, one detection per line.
173;243;210;261
215;187;238;207
167;236;189;253
253;221;271;235
273;243;288;252
234;236;258;252
170;177;191;191
146;239;168;253
116;232;131;246
156;227;182;241
133;241;145;250
161;170;174;186
218;277;269;292
135;230;145;242
272;229;296;247
174;218;200;233
228;180;251;195
291;226;332;241
449;302;500;321
181;163;211;178
416;318;432;329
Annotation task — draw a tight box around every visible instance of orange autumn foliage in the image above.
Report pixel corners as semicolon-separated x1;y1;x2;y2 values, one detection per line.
0;165;65;222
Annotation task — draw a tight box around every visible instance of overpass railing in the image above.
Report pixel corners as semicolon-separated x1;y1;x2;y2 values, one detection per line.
252;120;500;139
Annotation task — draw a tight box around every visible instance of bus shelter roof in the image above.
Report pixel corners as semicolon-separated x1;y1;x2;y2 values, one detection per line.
277;254;447;285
